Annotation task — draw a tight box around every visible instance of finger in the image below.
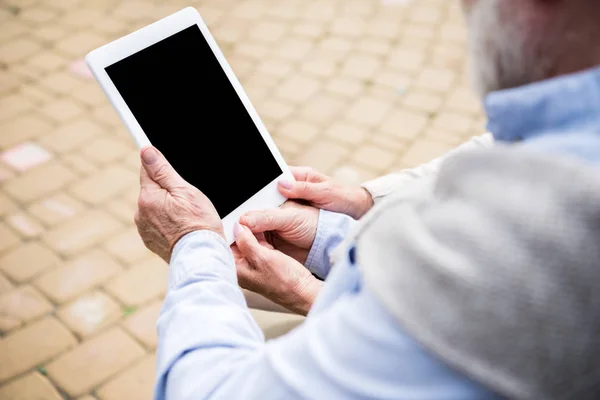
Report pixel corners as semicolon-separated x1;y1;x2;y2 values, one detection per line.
139;165;160;191
239;208;296;233
234;223;273;267
289;166;328;183
278;179;329;202
140;147;186;192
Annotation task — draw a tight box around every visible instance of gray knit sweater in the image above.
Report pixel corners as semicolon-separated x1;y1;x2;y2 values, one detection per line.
356;146;600;399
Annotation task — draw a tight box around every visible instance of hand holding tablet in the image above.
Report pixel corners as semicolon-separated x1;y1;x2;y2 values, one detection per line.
86;7;293;243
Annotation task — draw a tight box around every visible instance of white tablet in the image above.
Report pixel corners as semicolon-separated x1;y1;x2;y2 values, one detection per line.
86;7;293;244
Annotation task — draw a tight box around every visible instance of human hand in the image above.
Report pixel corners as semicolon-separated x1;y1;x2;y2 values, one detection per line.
232;224;322;315
278;166;374;219
134;147;223;263
239;201;318;264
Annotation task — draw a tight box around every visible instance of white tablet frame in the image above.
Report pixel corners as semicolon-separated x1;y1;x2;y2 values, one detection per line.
86;6;293;244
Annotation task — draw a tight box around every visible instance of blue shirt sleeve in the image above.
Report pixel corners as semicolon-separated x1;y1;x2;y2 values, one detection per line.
154;230;499;400
305;209;356;279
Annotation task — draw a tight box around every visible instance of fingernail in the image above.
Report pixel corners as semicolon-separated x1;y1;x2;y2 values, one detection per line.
233;222;243;238
279;180;292;190
142;148;158;165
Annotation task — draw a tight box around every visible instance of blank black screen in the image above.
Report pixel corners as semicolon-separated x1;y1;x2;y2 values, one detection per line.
105;25;282;217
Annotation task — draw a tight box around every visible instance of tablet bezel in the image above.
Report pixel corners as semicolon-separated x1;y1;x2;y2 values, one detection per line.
86;6;293;244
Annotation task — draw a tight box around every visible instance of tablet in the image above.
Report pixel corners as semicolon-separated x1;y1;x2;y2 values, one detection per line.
86;7;293;244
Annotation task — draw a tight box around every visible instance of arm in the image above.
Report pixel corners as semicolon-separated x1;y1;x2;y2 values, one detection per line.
156;231;497;400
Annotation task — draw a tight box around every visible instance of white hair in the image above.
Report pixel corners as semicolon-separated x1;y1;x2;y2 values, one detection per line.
465;0;554;97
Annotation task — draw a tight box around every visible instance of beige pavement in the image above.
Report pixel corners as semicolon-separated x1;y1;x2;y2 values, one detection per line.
0;0;485;398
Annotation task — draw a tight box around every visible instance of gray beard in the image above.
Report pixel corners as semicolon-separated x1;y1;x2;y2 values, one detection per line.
466;0;544;97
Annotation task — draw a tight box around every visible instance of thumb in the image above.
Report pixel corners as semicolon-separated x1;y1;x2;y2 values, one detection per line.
234;223;272;267
240;208;295;234
140;147;185;192
278;179;328;202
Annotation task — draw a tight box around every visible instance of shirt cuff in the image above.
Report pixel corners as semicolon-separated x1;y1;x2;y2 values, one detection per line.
305;210;355;279
169;230;235;290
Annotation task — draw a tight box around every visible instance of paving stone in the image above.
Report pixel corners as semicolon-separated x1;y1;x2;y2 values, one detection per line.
121;300;161;350
105;257;168;306
0;193;17;217
0;274;13;295
39;71;82;95
325;122;368;146
39;119;105;153
414;67;456;92
402;138;457;167
3;162;77;203
340;54;382;80
5;212;44;238
55;31;107;57
0;114;53;150
278;120;319;144
0;372;63;400
35;249;123;303
0;223;19;255
352;144;397;172
299;93;346;125
0;94;34;123
28;193;86;227
380;109;429;140
57;291;122;337
97;355;156;400
41;208;120;256
80;136;131;165
0;316;76;383
69;165;137;205
401;90;444;113
0;285;53;332
346;97;393;127
432;111;474;134
0;241;61;283
295;140;349;174
46;327;145;397
0;38;41;64
40;98;85;123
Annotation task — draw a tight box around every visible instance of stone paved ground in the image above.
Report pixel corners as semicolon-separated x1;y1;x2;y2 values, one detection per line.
0;0;485;398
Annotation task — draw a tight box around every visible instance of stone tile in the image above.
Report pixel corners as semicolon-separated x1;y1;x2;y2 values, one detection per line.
295;141;349;174
46;327;145;397
326;77;364;98
302;58;338;78
73;82;109;107
105;198;136;223
0;38;41;63
0;274;13;295
256;100;294;123
57;291;122;337
411;5;444;25
401;139;456;167
0;192;17;217
401;90;444;113
35;249;122;303
0;372;63;400
39;119;105;153
103;228;149;266
40;98;84;123
340;54;382;80
325;122;368;146
274;37;313;61
387;48;426;73
3;162;76;203
1;142;52;172
28;193;86;227
31;25;69;43
0;94;34;122
275;75;321;104
39;71;82;95
0;241;61;283
0;285;53;332
92;104;124;128
0;114;53;150
445;87;483;115
19;83;55;104
414;67;456;93
0;20;28;41
352;144;397;172
121;300;161;350
55;31;107;57
61;153;100;175
330;16;365;37
0;316;76;383
80;136;130;165
20;6;58;24
69;165;137;205
5;212;44;238
356;37;392;57
105;258;168;306
0;223;19;255
278;120;319;144
249;21;287;42
380;109;429;140
299;93;346;125
432;111;474;134
346;97;393;127
97;355;156;400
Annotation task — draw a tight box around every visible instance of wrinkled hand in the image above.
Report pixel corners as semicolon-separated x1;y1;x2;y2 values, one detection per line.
232;224;321;315
239;201;318;264
135;147;223;262
278;166;374;219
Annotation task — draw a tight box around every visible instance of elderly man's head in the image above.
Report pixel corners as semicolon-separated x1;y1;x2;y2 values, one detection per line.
462;0;600;96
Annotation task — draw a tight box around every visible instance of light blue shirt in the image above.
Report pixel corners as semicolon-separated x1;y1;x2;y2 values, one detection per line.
155;66;600;399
